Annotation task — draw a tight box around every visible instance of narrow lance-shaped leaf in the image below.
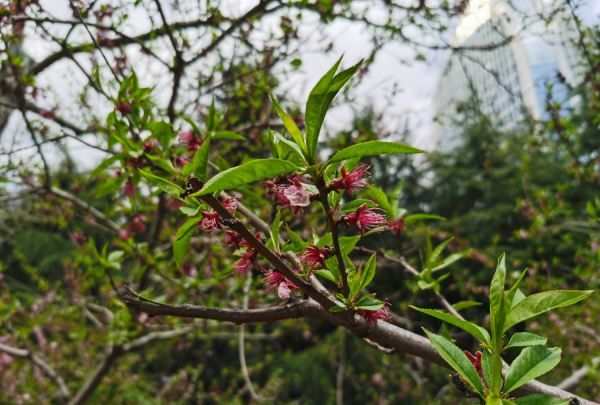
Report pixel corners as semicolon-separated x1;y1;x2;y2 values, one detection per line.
411;306;490;343
269;94;306;154
503;290;593;332
305;58;363;161
482;349;502;396
138;169;183;198
327;141;423;164
503;346;561;394
173;217;201;267
192;158;298;196
489;254;507;345
183;135;211;181
423;329;485;397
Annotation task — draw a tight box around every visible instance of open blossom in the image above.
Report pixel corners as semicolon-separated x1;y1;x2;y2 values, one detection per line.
143;138;158;152
233;250;255;276
299;245;332;270
224;230;242;248
340;204;387;235
127;214;147;233
199;210;221;232
263;270;299;299
358;306;391;325
124;179;136;197
179;131;203;152
389;218;406;235
220;194;238;214
273;176;313;214
329;164;370;195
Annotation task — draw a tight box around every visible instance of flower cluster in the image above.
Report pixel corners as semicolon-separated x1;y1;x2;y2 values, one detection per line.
198;194;238;233
263;269;299;299
340;204;387;235
329;164;370;195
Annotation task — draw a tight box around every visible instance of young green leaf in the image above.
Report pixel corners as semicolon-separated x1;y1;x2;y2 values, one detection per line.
423;329;485;397
173;217;201;267
364;185;394;217
269;94;306;154
138;169;183;198
315;269;336;283
269;210;283;252
305;58;363;161
403;213;446;224
327;141;423;164
212;130;245;141
192;159;298;196
355;295;384;311
340;198;378;213
357;253;377;292
482;350;502;396
411;306;490;343
490;254;507;344
503;290;593;332
504;332;547;350
503;346;561;394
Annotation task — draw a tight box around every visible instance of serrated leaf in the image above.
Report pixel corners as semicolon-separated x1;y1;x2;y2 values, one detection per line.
327;141;423;164
192;159;298;196
503;346;561;394
504;332;547;350
305;58;362;161
423;329;485;397
411;306;490;343
138;169;183;198
503;290;593;332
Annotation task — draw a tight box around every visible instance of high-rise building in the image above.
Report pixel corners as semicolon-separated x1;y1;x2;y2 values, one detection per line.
433;0;579;147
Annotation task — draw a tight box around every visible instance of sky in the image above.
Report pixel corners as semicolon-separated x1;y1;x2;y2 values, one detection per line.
1;0;598;172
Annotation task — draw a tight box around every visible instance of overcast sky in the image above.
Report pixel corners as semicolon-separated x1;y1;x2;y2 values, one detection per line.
1;0;598;171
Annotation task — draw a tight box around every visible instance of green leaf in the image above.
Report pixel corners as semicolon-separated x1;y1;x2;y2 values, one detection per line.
503;290;593;332
411;307;490;343
91;154;123;176
315;269;336;282
364;185;394;217
423;329;485;397
284;225;307;250
357;254;377;292
453;300;482;311
270;130;306;164
305;58;363;161
192;159;298;196
503;346;561;394
404;213;446;224
490;254;507;345
138;169;183;198
432;252;465;272
355;295;384;311
427;238;453;269
340;198;377;213
329;305;346;313
514;394;569;405
327;141;423;164
504;332;547;350
269;211;282;252
506;269;528;308
173;218;201;267
482;350;502;396
269;94;306;154
485;395;503;405
183;135;211;181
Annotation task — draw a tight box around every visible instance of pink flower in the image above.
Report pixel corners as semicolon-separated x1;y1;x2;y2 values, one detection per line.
116;101;132;115
224;230;242;248
118;229;131;240
273;176;313;214
263;270;299;299
199;210;221;232
233;251;255;276
358;306;391;325
299;245;332;270
341;204;387;235
389;218;406;235
71;231;86;245
180;261;198;277
329;164;370;195
179;131;203;152
220;194;238;214
173;155;189;168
